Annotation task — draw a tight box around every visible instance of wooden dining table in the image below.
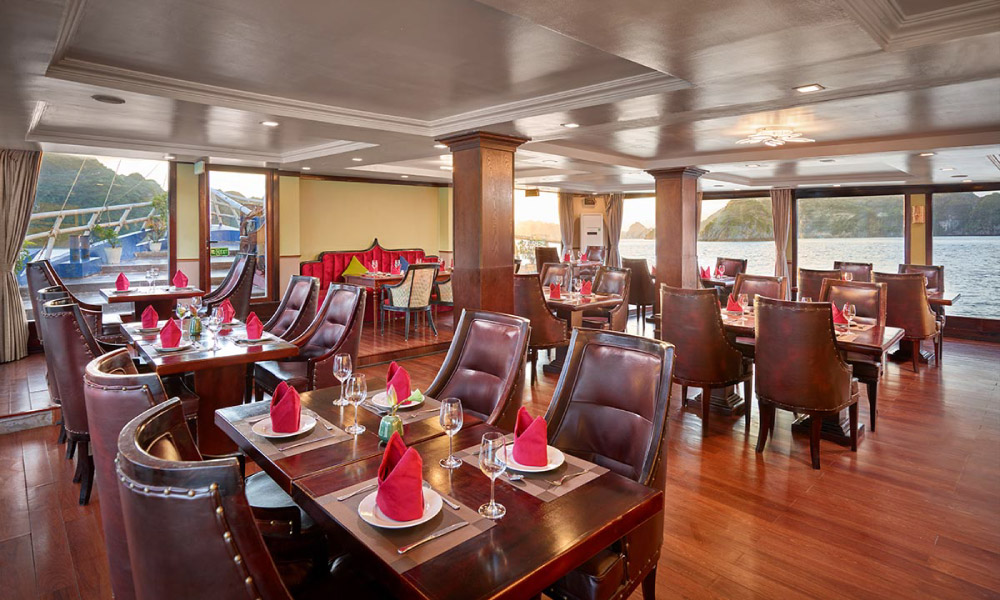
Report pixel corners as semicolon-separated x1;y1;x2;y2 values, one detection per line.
343;270;451;329
888;290;960;363
541;292;624;374
101;285;204;320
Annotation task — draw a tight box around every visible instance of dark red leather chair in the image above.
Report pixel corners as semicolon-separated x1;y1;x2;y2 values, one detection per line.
425;309;530;430
874;272;942;372
535;246;560;271
543;329;675;600
582;266;632;332
835;261;874;282
583;246;607;263
27;259;124;341
513;274;567;385
798;268;841;301
203;253;257;321
265;275;319;340
820;279;887;431
201;253;249;305
660;285;753;433
540;262;570;288
733;273;787;302
254;283;365;398
715;257;747;277
754;297;861;469
622;258;655;334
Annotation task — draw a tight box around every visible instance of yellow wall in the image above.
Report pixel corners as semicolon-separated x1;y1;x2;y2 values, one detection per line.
437;187;453;252
279;176;300;257
909;193;927;264
175;163;200;260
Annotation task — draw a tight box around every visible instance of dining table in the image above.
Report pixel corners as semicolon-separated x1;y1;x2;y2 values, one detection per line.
121;318;299;455
343;270;451;329
541;291;624;375
101;284;204;320
887;290;961;364
700;275;736;301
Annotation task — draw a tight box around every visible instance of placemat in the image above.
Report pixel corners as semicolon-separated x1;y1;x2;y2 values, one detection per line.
835;332;858;342
231;403;353;458
455;435;608;502
360;397;442;425
317;478;494;573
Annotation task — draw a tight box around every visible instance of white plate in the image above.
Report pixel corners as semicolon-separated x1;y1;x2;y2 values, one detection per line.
502;443;565;473
137;326;160;333
370;390;423;410
171;286;192;290
251;414;316;439
152;341;193;352
112;289;135;294
358;488;443;529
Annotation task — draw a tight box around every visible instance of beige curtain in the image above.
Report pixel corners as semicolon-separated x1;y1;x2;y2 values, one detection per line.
558;192;575;257
0;149;42;362
605;192;623;267
770;187;793;298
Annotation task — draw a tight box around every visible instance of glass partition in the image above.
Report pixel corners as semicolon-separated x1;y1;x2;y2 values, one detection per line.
797;195;904;275
931;191;1000;319
698;198;775;275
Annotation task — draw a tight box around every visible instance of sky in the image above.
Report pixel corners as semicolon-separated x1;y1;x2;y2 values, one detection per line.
92;155;265;198
515;190;729;228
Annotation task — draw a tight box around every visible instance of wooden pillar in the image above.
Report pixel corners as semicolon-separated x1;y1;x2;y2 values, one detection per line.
437;131;528;319
647;167;706;290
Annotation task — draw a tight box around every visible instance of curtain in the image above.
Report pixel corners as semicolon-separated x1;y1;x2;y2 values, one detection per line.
770;187;793;299
558;192;575;257
0;149;42;363
605;192;623;267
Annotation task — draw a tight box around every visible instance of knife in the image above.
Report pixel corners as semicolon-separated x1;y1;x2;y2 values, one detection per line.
397;522;468;555
336;483;377;502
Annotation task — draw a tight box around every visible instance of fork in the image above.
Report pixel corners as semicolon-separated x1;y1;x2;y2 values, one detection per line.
547;471;587;487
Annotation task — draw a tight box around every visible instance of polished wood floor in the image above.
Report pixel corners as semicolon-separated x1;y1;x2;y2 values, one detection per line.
1;327;998;599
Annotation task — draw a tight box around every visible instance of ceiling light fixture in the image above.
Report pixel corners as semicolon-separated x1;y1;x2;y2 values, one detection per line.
962;179;972;183
940;167;954;171
163;154;176;160
795;83;825;93
440;166;452;171
745;164;761;168
401;175;409;178
260;120;280;127
952;174;968;178
301;167;311;171
91;94;126;104
352;157;363;162
713;184;724;188
919;152;935;157
561;123;580;129
736;128;815;147
819;158;836;163
434;144;448;149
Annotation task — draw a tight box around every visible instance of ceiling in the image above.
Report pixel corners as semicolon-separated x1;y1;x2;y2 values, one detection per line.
2;0;999;193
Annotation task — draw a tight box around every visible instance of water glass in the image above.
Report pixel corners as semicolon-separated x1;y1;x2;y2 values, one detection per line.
438;398;464;469
478;431;507;520
145;268;154;290
345;374;367;435
738;293;750;317
571;277;583;298
332;353;352;407
843;302;856;329
843;271;854;282
206;312;222;350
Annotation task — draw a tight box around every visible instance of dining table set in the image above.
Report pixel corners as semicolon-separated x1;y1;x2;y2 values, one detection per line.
540;284;624;374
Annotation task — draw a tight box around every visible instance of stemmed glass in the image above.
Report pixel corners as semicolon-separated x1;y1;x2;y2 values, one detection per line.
190;296;202;317
394;259;401;273
738;293;750;319
571;277;582;299
205;308;222;350
371;259;379;274
843;302;856;330
438;398;463;469
478;431;507;520
332;353;352;407
345;374;367;435
145;268;155;290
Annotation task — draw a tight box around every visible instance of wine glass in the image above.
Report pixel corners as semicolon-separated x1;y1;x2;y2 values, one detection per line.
438;398;464;469
478;431;507;520
345;374;367;435
843;302;856;329
332;353;352;407
206;310;222;350
371;259;379;274
738;293;750;318
190;295;202;316
843;271;854;282
801;297;813;303
145;268;154;290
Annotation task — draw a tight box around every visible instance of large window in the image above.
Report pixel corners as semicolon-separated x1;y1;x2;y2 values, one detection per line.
206;169;272;299
513;190;560;271
17;153;170;317
698;198;775;275
797;195;904;275
619;196;655;269
931;191;1000;319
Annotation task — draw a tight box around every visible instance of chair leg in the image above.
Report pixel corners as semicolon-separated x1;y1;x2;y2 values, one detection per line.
935;333;942;366
681;385;688;407
911;340;920;373
66;438;76;460
77;441;95;505
404;312;411;341
809;415;822;469
701;386;711;433
755;400;771;453
866;381;878;432
849;402;859;452
426;308;438;336
743;378;753;434
57;422;66;445
639;305;645;334
380;308;386;335
641;566;657;600
254;381;264;404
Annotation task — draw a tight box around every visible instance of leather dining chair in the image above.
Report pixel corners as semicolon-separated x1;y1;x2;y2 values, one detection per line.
425;309;530;430
582;266;632;332
254;283;365;399
819;279;887;431
732;273;787;301
715;257;747;277
834;261;874;282
540;262;570;288
622;258;655;334
513;274;568;385
28;259;125;340
874;272;942;372
380;263;439;340
660;285;753;433
898;263;947;326
754;297;861;469
264;275;319;340
543;329;675;600
535;246;560;271
203;253;257;321
798;267;841;301
582;246;606;263
201;253;249;305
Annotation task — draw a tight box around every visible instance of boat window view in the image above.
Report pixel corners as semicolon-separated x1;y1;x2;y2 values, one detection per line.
206;170;269;298
513;189;560;270
16;153;170;318
797;195;904;275
931;191;1000;319
698;198;776;275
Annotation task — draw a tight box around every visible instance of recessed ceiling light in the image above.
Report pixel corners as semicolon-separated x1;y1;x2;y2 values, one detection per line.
401;175;409;178
561;123;580;129
434;144;447;149
440;166;452;171
163;154;176;160
795;83;825;93
940;167;954;171
260;120;280;127
713;184;724;188
819;158;836;163
952;174;968;178
833;184;842;187
301;166;311;171
919;152;935;157
745;164;761;168
91;94;126;104
352;157;363;162
962;179;972;183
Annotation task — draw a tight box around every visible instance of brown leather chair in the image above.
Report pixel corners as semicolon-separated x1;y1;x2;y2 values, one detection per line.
835;261;873;282
754;297;861;469
899;263;947;328
874;272;942;372
201;253;249;305
540;262;570;288
254;283;365;398
819;279;887;431
715;257;747;277
582;266;632;332
543;329;675;600
622;258;655;334
265;275;319;340
733;273;787;302
535;246;560;271
660;285;753;433
203;253;257;321
798;268;841;301
513;274;568;385
582;245;606;263
425;309;530;430
27;259;124;339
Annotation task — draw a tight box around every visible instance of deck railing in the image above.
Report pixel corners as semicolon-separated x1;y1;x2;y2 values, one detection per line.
25;202;154;260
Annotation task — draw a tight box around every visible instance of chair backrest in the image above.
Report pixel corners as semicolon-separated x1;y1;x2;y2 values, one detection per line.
39;297;102;436
203;254;247;302
755;297;853;412
715;257;747;277
116;400;291;600
26;260;59;330
388;263;437;308
206;254;257;320
513;274;566;347
733;274;787;301
898;264;944;292
35;285;70;405
264;275;319;340
594;266;632;331
295;283;366;367
435;277;453;304
819;280;887;326
798;268;841;301
84;348;173;600
834;261;873;282
622;258;655;305
584;246;606;263
514;258;522;274
873;272;938;338
535;246;560;270
660;285;745;385
539;263;569;288
425;309;530;430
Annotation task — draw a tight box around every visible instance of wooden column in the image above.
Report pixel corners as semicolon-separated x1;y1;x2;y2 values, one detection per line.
648;167;706;291
437;131;528;319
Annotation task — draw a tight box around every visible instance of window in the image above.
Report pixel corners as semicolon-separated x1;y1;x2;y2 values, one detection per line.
698;198;775;275
513;190;560;271
619;196;655;269
931;191;1000;319
797;195;904;275
206;169;271;299
17;153;170;318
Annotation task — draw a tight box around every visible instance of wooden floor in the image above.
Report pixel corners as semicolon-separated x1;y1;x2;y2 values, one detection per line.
356;309;454;367
1;324;998;599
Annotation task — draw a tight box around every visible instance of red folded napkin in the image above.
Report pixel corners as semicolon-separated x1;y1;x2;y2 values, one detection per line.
831;303;848;324
512;406;548;467
549;283;561;299
376;432;424;521
219;298;235;323
269;381;301;433
172;270;188;287
386;361;411;403
440;260;446;269
159;319;181;348
141;305;158;329
700;266;711;278
115;273;129;291
563;252;571;262
245;312;263;340
580;280;592;295
726;294;742;312
391;262;401;275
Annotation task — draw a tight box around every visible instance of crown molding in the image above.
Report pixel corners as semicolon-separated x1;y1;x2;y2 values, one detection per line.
840;0;1000;50
279;140;378;163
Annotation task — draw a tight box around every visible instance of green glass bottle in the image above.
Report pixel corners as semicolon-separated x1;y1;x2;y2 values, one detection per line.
187;314;202;337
